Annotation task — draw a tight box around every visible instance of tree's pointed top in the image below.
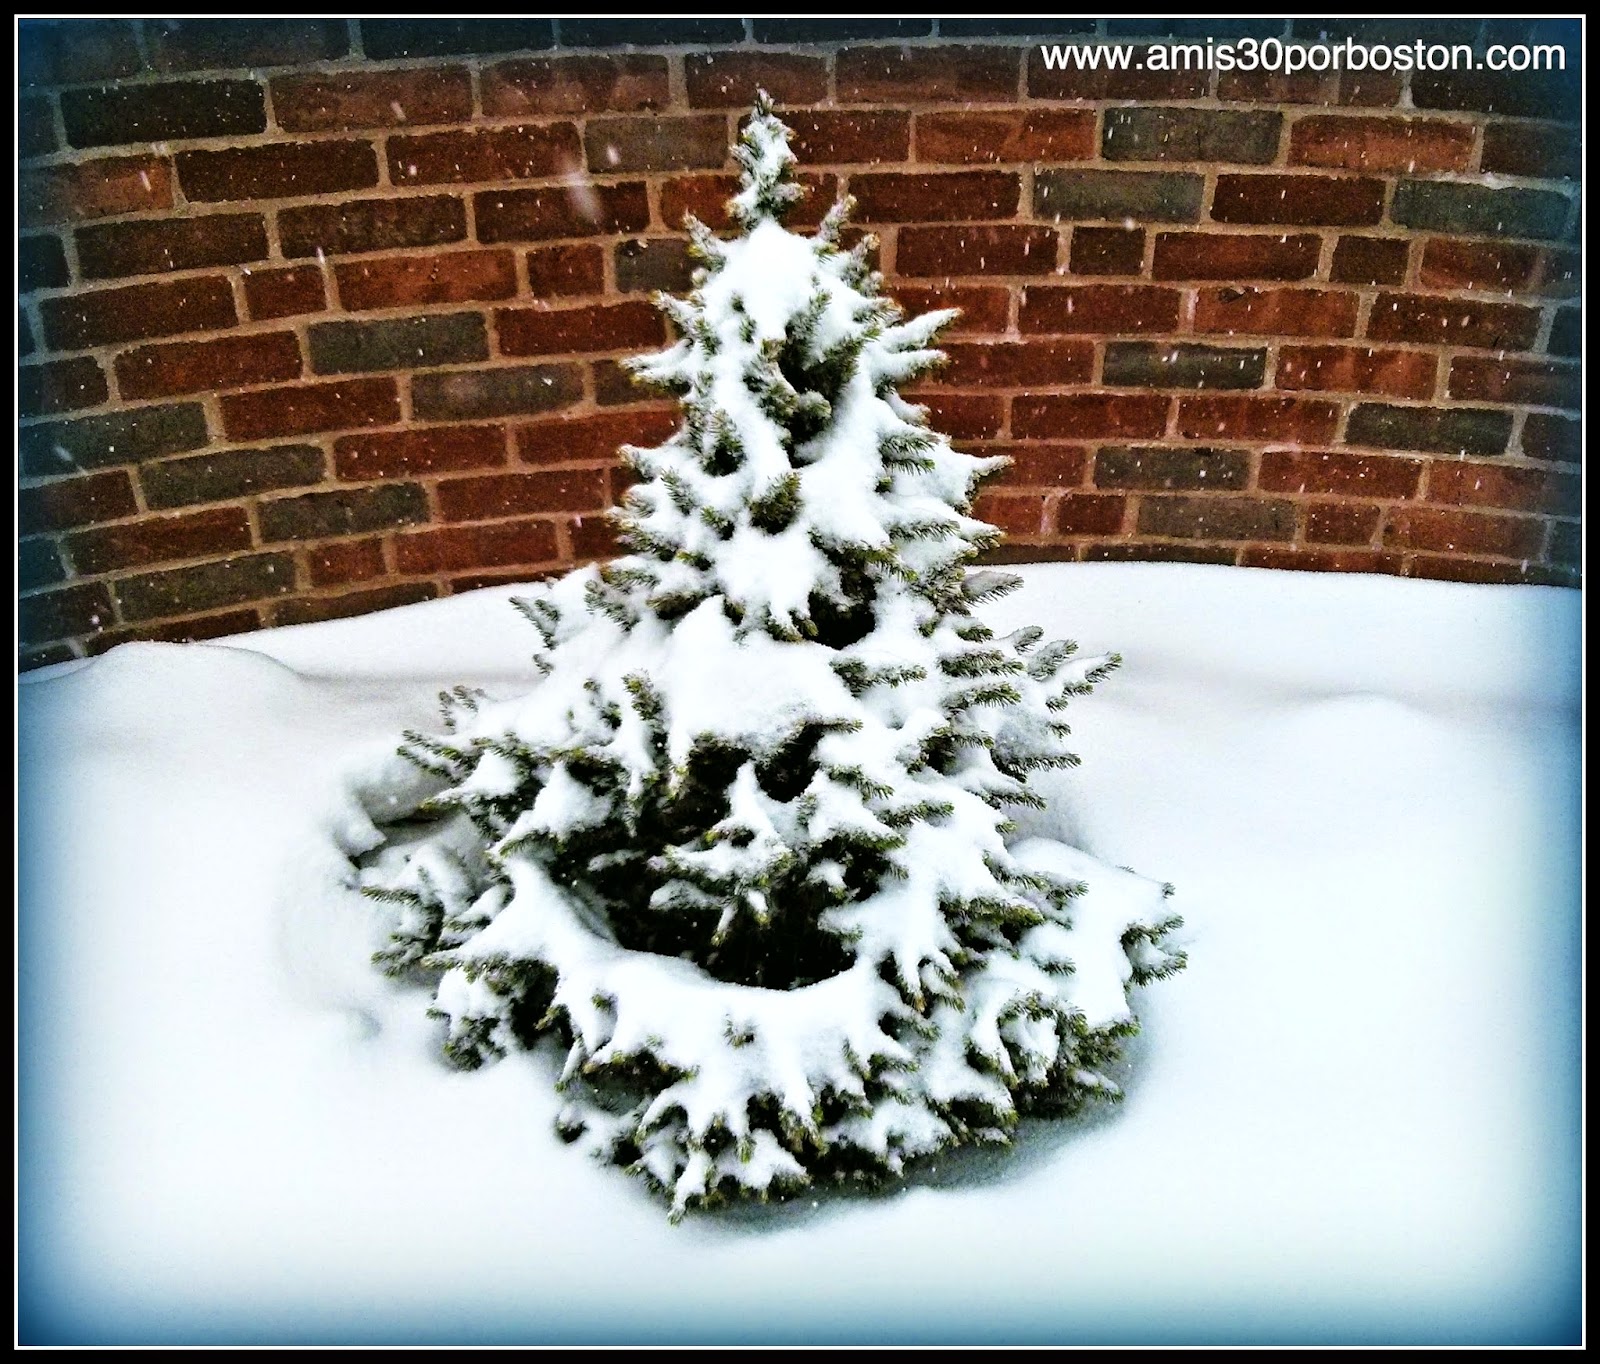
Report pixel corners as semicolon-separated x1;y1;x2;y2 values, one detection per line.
729;91;804;228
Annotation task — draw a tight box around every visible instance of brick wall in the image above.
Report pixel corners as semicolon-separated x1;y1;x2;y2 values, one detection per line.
18;19;1582;669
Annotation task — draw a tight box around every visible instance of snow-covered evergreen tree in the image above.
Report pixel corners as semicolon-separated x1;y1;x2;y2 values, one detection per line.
358;97;1184;1218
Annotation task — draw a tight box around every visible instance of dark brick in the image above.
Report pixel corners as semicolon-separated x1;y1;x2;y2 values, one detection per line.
389;124;581;185
897;225;1059;277
1536;249;1581;299
1108;19;1281;37
1018;285;1180;335
685;52;828;108
394;519;561;574
20;156;174;229
1367;293;1540;351
20;359;108;418
20;404;209;477
1213;174;1383;226
20;537;67;592
1192;287;1358;338
67;507;253;575
1103;108;1281;164
785;112;911;165
85;608;263;655
585;115;728;174
20;582;116;645
1276;346;1436;400
940;19;1094;36
1029;49;1208;102
1330;236;1408;285
615;239;695;294
1448;358;1580;410
1548;309;1581;360
591;359;643;406
1243;547;1403;575
19;19;142;86
220;378;400;441
19;235;69;292
917;109;1095;165
751;19;930;41
309;314;488;375
1306;502;1382;546
527;243;607;298
61;79;264;148
261;484;427;542
76;214;270;281
411;365;584;421
1547;522;1581;569
1094;446;1250;492
146;18;348;70
484;55;669;116
1346;404;1514;457
1085;543;1238;566
1522;414;1579;463
1260;449;1421;499
142;444;326;510
113;553;297;623
1288;116;1473;172
1070;227;1144;276
177;141;379;203
360;19;554;60
275;584;440;625
245;265;327;320
116;333;303;400
437;470;608;521
21;311;34;358
280;195;467;258
1217;70;1338;105
41;277;237;351
334;426;507;480
274;67;474;132
1035;170;1204;224
1152;233;1320;281
1384;507;1545;559
1407;557;1575;588
475;184;650;243
561;17;744;46
1480;123;1581;180
1104;343;1266;390
1013;394;1169;441
19;471;137;534
1391;181;1571;242
836;45;1019;102
497;301;664;356
20;96;56;158
1139;495;1296;541
1410;69;1579;123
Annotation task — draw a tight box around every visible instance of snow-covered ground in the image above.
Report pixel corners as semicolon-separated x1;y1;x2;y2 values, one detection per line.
18;563;1581;1345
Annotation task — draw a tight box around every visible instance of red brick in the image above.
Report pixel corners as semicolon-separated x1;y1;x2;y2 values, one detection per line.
1152;232;1320;281
1337;71;1405;108
333;425;508;480
19;470;138;534
19;155;173;229
483;55;670;116
272;67;473;132
1330;235;1408;285
786;111;911;164
1013;394;1168;440
66;507;252;575
437;470;608;521
476;183;650;242
1259;449;1421;500
897;225;1057;277
1305;501;1382;545
245;265;327;321
1018;286;1180;335
568;512;620;560
84;608;263;656
335;250;517;310
526;243;606;298
972;492;1045;536
1175;396;1338;442
916;109;1095;164
1407;556;1572;587
1426;462;1580;516
274;583;437;626
1055;492;1126;535
1212;174;1384;226
1366;293;1540;351
395;519;562;573
660;173;838;231
978;443;1088;488
850;172;1020;224
887;285;1010;336
913;394;1004;439
221;378;400;441
1276;346;1436;400
75;213;269;280
1287;116;1473;172
1217;70;1337;104
496;301;665;357
838;45;1019;102
1480;123;1580;180
933;340;1093;389
176;140;378;202
1030;50;1207;101
116;333;302;400
685;52;827;108
1447;358;1579;410
19;358;109;417
280;195;467;257
1084;542;1237;566
389;124;581;185
1521;414;1579;463
307;537;386;587
1417;240;1539;292
1193;288;1358;338
1384;507;1544;558
41;277;236;351
1243;547;1402;574
516;409;678;465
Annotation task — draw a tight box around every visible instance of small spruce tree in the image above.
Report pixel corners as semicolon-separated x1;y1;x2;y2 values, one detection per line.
359;97;1184;1219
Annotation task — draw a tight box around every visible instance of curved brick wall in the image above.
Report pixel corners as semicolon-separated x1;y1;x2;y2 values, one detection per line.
18;19;1582;669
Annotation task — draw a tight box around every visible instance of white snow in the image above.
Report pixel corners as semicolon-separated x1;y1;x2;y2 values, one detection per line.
18;562;1580;1345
